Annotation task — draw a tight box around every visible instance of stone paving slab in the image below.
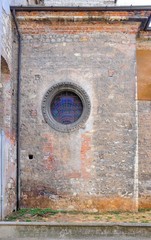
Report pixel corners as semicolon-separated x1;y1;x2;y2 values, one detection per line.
0;237;151;240
0;222;151;239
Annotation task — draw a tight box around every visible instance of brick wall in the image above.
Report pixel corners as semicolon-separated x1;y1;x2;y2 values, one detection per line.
1;56;16;217
2;3;150;213
15;11;141;212
138;102;151;209
137;38;151;209
0;5;16;218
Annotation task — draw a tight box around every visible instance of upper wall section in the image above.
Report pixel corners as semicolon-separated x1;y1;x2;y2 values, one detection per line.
1;10;12;70
11;0;115;6
0;0;12;70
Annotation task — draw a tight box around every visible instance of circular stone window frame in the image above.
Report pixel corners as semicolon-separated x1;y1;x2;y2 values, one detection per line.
42;82;91;133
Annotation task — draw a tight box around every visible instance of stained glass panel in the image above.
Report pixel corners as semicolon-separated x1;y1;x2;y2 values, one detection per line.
51;91;83;125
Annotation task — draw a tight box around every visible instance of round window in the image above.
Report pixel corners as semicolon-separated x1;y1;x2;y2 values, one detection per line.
42;82;91;132
51;91;83;125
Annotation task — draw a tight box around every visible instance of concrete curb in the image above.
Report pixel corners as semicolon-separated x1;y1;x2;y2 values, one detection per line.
0;222;151;238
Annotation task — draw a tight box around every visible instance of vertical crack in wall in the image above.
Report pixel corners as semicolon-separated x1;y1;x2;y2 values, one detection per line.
134;60;139;211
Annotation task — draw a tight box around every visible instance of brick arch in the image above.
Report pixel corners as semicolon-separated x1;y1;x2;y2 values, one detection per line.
0;56;11;130
0;56;16;218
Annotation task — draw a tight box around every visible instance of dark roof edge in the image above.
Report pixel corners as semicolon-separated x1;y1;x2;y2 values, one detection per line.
10;6;151;12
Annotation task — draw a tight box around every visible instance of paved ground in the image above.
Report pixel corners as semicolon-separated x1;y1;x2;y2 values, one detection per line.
1;237;151;240
1;222;151;239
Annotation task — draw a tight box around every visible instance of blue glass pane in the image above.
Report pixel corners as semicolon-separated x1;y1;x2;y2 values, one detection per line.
51;91;83;125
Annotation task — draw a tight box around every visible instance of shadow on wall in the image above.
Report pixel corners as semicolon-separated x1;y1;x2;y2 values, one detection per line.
1;56;10;74
137;49;151;100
